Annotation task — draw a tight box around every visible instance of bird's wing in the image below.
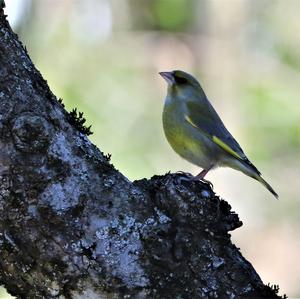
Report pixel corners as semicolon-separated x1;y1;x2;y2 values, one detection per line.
185;101;260;174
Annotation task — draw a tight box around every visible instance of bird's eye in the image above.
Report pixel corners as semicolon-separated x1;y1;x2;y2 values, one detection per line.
174;76;188;84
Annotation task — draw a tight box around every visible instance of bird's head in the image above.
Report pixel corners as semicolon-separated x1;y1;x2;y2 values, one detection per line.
159;70;203;99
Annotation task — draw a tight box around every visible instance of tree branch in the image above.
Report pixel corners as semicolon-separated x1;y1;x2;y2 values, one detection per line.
0;7;284;299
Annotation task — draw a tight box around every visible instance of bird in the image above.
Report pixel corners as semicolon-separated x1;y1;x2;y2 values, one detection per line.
159;70;278;199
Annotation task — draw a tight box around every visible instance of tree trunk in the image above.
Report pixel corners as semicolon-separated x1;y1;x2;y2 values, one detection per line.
0;4;284;299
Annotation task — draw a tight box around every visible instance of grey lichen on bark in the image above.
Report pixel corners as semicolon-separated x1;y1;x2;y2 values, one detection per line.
0;5;285;299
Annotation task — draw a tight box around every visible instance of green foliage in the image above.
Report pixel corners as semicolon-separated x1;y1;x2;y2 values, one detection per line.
152;0;193;31
276;45;300;71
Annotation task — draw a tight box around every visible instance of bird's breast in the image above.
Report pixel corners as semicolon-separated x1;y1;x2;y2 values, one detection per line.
162;101;217;168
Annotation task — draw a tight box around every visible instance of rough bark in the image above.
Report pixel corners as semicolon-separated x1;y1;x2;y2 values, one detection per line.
0;5;284;299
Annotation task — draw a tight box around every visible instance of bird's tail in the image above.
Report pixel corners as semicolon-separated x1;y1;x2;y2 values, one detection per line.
226;158;278;199
256;175;278;199
237;160;278;199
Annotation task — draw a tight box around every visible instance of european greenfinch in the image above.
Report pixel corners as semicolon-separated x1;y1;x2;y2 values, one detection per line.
160;70;278;199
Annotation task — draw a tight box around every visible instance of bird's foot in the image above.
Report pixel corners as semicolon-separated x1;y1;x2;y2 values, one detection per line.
198;178;214;189
174;171;194;184
175;171;193;178
175;171;213;189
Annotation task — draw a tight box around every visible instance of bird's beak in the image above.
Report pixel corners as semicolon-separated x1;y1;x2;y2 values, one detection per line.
159;71;175;85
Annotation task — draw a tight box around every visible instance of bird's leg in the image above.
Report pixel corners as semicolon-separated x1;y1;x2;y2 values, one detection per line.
194;168;210;180
192;166;214;188
196;165;214;179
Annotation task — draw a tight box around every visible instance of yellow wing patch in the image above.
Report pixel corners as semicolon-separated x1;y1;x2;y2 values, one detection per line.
184;115;198;129
184;114;242;160
212;136;242;160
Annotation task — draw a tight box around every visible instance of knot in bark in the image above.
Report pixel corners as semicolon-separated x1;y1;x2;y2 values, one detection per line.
12;113;52;153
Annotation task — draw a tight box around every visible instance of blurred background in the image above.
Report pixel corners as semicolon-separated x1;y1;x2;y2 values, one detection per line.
3;0;300;297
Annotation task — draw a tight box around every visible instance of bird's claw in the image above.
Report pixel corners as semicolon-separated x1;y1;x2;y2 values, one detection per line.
175;171;214;189
174;171;194;184
198;179;214;189
176;171;193;178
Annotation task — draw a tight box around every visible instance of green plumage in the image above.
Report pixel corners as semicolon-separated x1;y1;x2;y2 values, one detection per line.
160;70;278;199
